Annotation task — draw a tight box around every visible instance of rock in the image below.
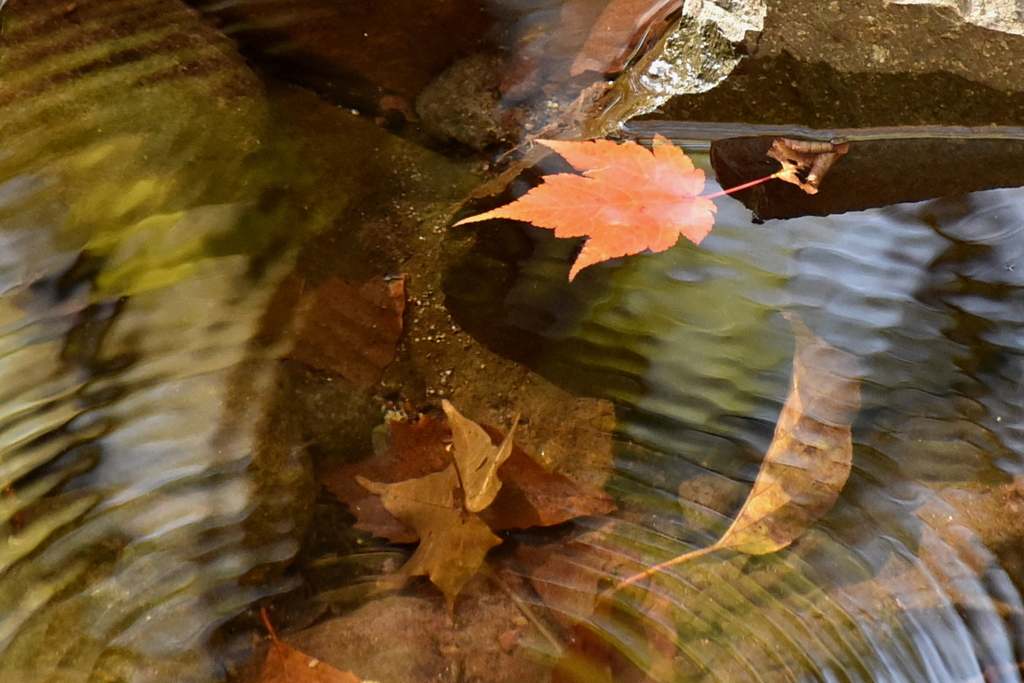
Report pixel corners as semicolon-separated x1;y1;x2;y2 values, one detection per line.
416;53;521;150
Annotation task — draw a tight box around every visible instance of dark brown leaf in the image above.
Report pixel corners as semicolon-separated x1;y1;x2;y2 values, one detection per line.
482;426;616;530
321;414;450;543
287;275;405;389
350;403;615;608
324;413;615;541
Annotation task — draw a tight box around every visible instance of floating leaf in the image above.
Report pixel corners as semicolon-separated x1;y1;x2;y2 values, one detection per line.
616;312;862;588
257;609;363;683
455;135;716;280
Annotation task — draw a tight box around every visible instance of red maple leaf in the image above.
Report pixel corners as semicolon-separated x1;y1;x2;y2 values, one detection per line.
455;135;717;280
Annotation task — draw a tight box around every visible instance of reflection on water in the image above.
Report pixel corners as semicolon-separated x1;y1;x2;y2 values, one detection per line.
7;0;1024;680
0;1;311;680
0;1;482;680
0;248;294;682
447;165;1024;681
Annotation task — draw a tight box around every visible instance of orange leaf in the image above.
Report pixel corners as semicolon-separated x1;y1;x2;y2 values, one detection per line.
257;609;363;683
456;135;716;280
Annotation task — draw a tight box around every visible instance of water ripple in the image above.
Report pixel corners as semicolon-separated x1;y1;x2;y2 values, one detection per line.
448;167;1024;680
0;2;306;680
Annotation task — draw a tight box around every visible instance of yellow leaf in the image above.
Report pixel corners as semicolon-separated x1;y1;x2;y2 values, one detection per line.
442;399;518;512
356;466;501;611
616;312;862;588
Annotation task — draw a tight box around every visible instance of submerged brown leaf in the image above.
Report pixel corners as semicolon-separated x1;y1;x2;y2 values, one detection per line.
767;138;850;195
323;414;450;543
481;426;616;530
519;527;673;683
354;402;612;609
444;400;518;512
357;467;502;611
616;312;862;589
257;609;363;683
287;275;406;389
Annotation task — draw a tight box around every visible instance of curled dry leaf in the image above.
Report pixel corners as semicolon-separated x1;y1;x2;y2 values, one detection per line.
616;312;862;589
767;138;850;195
456;135;716;280
444;400;518;512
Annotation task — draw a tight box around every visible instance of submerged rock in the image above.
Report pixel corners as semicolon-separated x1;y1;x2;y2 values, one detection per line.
416;53;520;150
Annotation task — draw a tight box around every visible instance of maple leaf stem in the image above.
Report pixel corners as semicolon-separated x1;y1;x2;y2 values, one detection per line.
701;171;784;200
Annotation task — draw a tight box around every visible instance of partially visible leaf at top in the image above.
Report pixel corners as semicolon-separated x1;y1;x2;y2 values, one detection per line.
444;399;518;512
455;135;716;280
616;312;862;588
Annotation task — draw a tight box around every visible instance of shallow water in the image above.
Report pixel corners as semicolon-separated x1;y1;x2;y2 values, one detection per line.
6;0;1024;681
0;1;445;679
446;147;1024;681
